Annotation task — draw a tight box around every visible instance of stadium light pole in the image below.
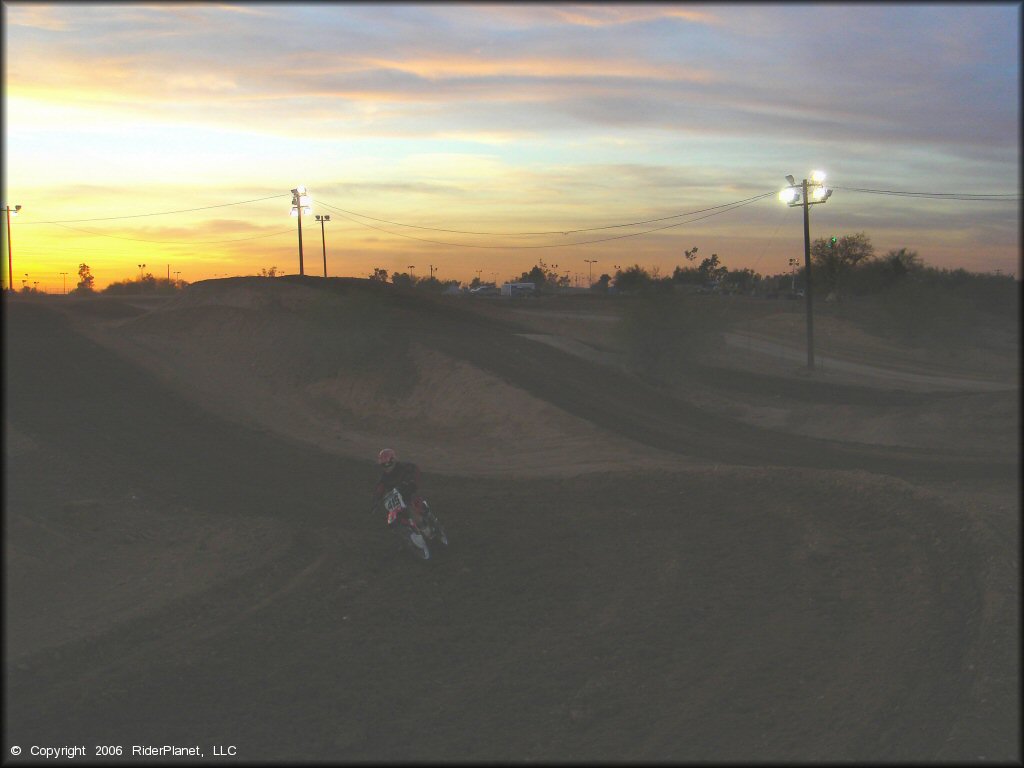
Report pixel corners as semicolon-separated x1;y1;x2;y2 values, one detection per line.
780;171;832;370
60;272;68;295
316;214;330;277
584;259;597;286
4;204;21;292
291;186;312;276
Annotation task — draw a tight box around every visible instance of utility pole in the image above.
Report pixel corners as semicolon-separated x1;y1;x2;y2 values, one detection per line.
60;272;67;294
584;259;597;286
291;186;312;276
5;204;21;292
298;210;304;275
801;180;815;369
316;214;330;277
780;172;832;370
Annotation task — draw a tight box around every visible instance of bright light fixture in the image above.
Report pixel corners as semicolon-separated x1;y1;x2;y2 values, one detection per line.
811;186;829;200
779;188;799;203
811;170;826;183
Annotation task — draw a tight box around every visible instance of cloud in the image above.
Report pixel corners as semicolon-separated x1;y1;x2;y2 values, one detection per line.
550;5;721;28
437;4;720;30
346;54;714;83
5;5;72;31
6;2;1015;164
4;3;1018;281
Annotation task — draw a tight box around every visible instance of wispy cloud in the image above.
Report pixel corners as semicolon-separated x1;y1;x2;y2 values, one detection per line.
438;4;721;30
549;5;721;28
5;4;72;31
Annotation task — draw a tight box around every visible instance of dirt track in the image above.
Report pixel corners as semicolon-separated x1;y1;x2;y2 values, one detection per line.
4;279;1019;762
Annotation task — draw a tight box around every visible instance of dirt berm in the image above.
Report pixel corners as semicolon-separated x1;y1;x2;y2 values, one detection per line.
4;277;1019;762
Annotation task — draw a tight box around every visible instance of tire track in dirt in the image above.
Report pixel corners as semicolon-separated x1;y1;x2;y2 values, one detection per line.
412;311;1011;482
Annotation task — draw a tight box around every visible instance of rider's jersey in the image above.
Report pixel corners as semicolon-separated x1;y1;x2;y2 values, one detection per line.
374;461;421;502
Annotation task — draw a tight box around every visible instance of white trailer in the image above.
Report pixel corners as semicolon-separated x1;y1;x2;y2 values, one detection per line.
501;282;537;297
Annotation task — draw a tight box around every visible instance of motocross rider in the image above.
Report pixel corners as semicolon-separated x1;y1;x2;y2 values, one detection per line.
373;448;428;529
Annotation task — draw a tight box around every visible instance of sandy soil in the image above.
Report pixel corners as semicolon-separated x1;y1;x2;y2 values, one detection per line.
4;279;1019;762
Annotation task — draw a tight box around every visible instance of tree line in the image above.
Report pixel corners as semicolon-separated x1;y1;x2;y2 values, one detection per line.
64;264;188;296
60;231;1015;304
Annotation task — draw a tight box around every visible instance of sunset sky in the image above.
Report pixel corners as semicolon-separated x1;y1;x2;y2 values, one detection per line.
4;2;1020;292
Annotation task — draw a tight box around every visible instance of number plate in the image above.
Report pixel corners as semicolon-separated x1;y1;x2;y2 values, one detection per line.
383;489;405;514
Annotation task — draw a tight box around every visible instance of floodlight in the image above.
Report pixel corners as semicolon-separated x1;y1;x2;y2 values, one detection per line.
785;175;796;186
779;188;799;203
811;186;829;200
811;170;826;183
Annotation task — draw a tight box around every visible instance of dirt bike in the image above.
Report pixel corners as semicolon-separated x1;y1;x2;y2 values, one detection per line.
375;487;449;561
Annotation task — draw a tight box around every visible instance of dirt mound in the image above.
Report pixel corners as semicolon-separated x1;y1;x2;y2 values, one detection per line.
79;280;683;476
58;295;148;319
306;343;683;475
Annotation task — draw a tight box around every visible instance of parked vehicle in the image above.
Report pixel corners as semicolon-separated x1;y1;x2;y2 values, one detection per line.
469;283;499;296
501;282;536;297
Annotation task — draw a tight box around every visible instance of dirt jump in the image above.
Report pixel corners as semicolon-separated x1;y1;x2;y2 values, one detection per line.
4;276;1019;762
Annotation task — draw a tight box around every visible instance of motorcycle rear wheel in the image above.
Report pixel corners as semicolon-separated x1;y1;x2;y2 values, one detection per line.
424;511;449;549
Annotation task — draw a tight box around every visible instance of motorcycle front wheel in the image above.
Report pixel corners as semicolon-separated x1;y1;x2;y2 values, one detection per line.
395;526;430;560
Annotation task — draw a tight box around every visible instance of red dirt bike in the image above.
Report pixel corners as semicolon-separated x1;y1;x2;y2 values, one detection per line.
374;487;449;561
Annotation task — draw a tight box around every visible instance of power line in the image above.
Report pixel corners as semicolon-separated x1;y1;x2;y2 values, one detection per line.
21;189;774;253
316;191;776;236
833;186;1019;201
17;182;1015;253
47;222;295;245
22;194;290;224
322;192;776;250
